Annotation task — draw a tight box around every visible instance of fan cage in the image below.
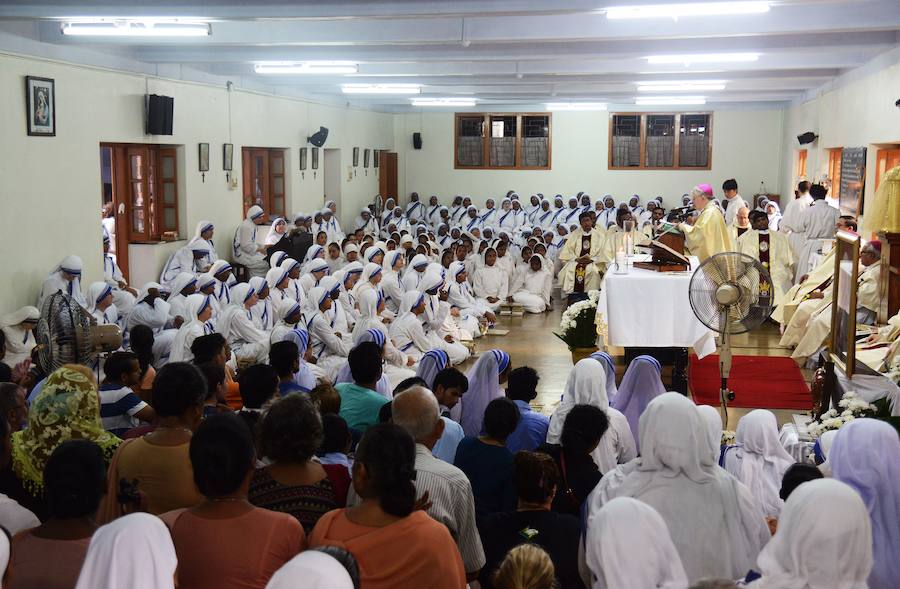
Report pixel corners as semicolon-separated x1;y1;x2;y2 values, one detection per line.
689;252;775;335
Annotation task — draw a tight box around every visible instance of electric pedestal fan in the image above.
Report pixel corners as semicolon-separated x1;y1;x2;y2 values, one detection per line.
36;291;122;374
688;252;775;418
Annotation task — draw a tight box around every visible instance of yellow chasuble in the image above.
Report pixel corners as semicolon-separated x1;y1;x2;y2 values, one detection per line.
558;228;605;294
600;226;651;265
679;202;734;262
736;230;795;306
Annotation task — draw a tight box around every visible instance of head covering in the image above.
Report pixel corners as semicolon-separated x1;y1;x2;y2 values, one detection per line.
728;409;796;517
247;205;265;221
418;271;444;294
270;251;289;269
275;297;302;324
416;349;450;389
304;245;326;263
75;513;177;589
459;349;510;436
586;497;688;589
362;262;382;283
611;355;666;452
210;260;232;279
384;249;405;271
265;550;354;589
696;405;723;463
53;254;83;277
285;328;310;357
409;253;429;271
12;366;120;493
588;351;618;400
185;293;212;319
547;358;609;444
193;220;214;240
636;393;714;483
169;272;198;297
0;305;40;327
266;267;290;290
829;419;900;589
752;479;872;589
196;273;216;292
86;281;114;314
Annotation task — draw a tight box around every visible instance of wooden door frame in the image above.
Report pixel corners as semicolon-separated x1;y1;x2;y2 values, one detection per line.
102;145;130;277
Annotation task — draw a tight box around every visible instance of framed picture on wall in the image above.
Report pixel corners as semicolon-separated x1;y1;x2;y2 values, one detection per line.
352;147;360;167
364;148;370;168
198;143;210;172
25;76;55;136
299;147;307;170
311;147;319;170
374;149;380;168
223;143;233;171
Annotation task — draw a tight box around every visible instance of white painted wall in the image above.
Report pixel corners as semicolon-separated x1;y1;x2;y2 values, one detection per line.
394;108;784;210
778;47;900;227
0;52;393;309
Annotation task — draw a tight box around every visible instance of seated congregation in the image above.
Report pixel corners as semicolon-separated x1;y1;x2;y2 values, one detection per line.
0;190;896;589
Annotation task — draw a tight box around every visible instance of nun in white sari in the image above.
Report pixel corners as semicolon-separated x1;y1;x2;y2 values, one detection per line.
472;246;509;312
127;283;177;363
509;254;552;313
217;283;270;365
189;220;218;267
304;286;350;381
166;272;198;324
39;255;86;309
270;298;303;345
746;479;872;589
388;291;432;363
380;251;406;314
86;282;119;328
351;289;416;386
266;266;292;307
298;258;330;296
445;261;488;337
0;306;39;366
419;271;468;365
585;497;689;589
547;359;636;474
232;205;269;278
455;349;510;436
589;393;770;582
279;258;305;305
169;294;215;363
722;409;796;518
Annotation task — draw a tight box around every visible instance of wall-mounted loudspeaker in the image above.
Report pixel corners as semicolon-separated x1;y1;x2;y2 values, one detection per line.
307;127;329;147
413;132;422;150
797;132;818;145
146;94;174;135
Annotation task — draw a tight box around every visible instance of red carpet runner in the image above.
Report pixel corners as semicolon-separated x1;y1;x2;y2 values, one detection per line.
689;354;812;410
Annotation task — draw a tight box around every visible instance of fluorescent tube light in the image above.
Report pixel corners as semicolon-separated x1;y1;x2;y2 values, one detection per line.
545;102;608;111
637;82;726;92
411;98;477;107
607;2;769;19
61;20;210;37
342;84;421;95
647;53;759;65
255;61;358;74
635;96;707;105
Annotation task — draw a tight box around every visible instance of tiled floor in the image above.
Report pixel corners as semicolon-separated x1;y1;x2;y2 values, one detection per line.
461;297;805;430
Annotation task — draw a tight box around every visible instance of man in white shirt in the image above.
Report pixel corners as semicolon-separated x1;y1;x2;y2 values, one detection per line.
794;184;840;282
349;386;485;582
722;178;749;227
779;181;813;256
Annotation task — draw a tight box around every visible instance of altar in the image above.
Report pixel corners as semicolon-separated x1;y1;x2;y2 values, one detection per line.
596;254;717;358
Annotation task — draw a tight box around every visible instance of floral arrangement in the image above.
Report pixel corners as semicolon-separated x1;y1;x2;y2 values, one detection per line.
555;291;600;350
806;391;877;439
721;430;735;446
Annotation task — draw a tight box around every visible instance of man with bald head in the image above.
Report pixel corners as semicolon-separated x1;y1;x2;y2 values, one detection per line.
350;385;485;581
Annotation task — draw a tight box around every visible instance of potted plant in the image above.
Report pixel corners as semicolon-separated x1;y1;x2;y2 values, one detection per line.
555;290;601;363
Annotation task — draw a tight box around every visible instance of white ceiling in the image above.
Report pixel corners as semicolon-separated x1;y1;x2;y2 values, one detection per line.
1;0;899;111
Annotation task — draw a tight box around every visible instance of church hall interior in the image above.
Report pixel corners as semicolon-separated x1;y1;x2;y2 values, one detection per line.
0;2;900;589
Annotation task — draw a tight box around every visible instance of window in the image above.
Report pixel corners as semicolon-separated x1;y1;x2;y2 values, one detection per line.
242;148;287;218
875;147;900;190
609;112;712;170
827;148;842;196
102;143;180;243
797;149;807;178
454;113;551;170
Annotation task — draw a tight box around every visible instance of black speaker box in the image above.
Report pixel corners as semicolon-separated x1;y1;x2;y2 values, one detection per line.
797;131;817;145
413;132;422;149
308;126;329;147
146;94;174;135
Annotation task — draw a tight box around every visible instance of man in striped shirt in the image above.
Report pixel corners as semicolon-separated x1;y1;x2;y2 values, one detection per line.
98;351;155;437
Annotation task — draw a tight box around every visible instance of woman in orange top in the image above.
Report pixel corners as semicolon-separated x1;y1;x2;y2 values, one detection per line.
309;423;467;589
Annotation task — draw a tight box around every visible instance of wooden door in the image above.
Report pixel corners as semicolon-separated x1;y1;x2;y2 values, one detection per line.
876;148;900;189
242;148;270;217
125;146;151;242
379;152;398;202
105;146;130;276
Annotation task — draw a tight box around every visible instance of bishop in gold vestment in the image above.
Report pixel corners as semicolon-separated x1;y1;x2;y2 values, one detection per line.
678;184;734;262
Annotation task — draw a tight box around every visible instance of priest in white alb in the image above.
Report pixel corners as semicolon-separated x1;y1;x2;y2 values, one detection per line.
779;181;813;257
737;211;795;306
678;184;734;262
558;211;605;301
794;183;840;282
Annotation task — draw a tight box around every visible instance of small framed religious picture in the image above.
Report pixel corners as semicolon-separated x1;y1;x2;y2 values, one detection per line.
829;230;861;377
363;148;370;168
222;143;233;171
311;147;319;170
374;149;380;168
198;143;210;172
352;147;360;167
299;147;308;170
25;76;55;136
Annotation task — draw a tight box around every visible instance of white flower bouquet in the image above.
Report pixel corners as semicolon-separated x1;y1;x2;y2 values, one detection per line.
806;391;877;439
555;290;600;350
